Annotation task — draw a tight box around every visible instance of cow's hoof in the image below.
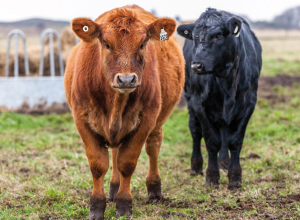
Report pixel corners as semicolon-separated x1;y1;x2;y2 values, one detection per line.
108;183;119;202
116;198;132;218
190;169;203;176
191;158;203;176
147;193;163;203
228;181;242;192
87;212;104;220
204;181;219;189
218;158;230;170
204;174;219;189
146;181;162;202
88;196;106;220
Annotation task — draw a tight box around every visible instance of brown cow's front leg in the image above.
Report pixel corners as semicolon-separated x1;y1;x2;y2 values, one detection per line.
108;148;120;202
115;122;155;218
145;127;163;201
74;115;109;220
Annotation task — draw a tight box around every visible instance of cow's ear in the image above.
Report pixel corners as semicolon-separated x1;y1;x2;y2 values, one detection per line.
72;18;101;43
177;23;195;40
227;17;242;37
148;18;177;41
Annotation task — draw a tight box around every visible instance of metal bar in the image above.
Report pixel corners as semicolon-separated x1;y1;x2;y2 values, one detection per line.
39;33;46;76
39;28;64;77
5;35;11;77
54;31;64;76
5;30;29;77
22;35;30;76
49;33;55;77
14;34;19;77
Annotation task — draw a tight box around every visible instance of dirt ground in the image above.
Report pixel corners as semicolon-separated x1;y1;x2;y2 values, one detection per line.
258;74;300;104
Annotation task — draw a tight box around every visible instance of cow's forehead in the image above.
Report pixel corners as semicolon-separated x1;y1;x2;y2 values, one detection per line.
102;17;147;36
193;15;227;36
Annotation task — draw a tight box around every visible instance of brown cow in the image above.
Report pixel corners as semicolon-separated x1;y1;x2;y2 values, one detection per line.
64;5;184;219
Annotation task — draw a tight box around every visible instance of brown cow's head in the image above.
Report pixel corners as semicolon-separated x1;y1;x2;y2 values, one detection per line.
72;10;176;93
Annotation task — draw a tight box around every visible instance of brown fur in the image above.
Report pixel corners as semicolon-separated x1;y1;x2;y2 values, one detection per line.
64;5;184;218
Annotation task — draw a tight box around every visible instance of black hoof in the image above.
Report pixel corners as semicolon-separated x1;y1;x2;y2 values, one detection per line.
191;157;203;176
116;198;132;218
108;183;119;202
205;168;220;189
228;181;242;192
88;195;106;220
190;169;204;176
204;181;219;189
218;158;230;170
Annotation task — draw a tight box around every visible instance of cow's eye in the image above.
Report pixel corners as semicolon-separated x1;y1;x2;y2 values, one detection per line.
140;43;144;50
212;33;222;42
214;33;222;39
215;34;222;39
105;43;110;49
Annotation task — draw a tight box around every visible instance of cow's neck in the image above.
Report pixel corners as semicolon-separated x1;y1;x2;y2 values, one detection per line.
108;92;129;141
215;57;240;125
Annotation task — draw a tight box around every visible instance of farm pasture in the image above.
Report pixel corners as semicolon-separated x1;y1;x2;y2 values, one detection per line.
0;29;300;219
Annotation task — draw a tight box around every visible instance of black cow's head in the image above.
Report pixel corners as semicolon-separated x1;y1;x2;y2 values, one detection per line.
177;8;242;78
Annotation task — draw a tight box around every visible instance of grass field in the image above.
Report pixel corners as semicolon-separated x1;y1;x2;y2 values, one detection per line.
0;81;300;219
0;29;300;219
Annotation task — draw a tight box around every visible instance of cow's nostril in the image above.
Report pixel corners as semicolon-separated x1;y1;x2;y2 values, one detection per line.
130;75;136;85
117;75;123;85
198;63;203;70
191;62;204;74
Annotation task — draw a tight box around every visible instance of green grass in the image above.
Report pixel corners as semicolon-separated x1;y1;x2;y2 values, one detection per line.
0;86;300;219
261;59;300;76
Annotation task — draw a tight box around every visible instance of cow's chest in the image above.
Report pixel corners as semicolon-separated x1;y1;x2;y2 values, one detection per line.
87;106;141;147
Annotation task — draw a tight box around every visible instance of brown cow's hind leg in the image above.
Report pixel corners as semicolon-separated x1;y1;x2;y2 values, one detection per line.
145;127;163;201
108;148;120;202
115;146;143;218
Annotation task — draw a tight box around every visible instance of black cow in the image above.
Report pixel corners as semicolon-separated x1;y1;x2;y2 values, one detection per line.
177;8;262;190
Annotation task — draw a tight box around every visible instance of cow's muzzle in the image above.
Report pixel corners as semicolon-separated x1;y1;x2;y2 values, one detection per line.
191;62;205;74
113;73;140;93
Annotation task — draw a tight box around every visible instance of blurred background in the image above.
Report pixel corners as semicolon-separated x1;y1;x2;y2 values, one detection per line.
1;0;300;78
1;1;300;219
1;0;300;113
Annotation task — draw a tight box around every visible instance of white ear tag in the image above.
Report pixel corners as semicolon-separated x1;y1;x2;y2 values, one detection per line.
234;25;240;37
83;26;89;32
184;30;188;35
160;27;168;41
234;25;238;34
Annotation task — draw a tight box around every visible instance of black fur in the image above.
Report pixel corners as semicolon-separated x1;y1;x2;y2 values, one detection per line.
177;8;262;189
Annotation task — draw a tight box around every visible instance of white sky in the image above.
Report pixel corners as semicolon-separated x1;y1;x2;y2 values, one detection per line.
0;0;299;22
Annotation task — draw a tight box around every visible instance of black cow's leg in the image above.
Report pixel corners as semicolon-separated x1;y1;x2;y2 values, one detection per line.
227;104;255;191
218;130;230;170
205;146;221;188
227;146;242;191
188;107;203;176
218;144;230;170
201;124;221;188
